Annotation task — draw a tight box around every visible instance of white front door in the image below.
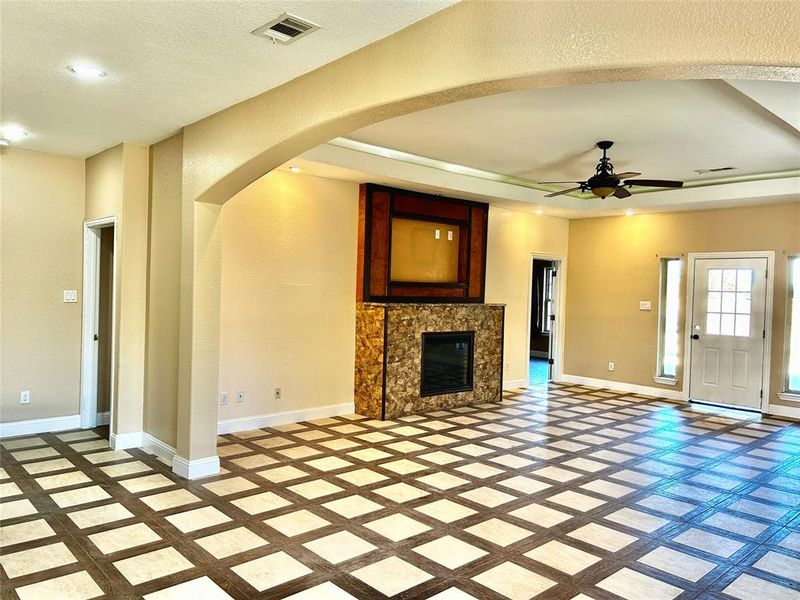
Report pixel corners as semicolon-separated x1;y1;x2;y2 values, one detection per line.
689;257;768;410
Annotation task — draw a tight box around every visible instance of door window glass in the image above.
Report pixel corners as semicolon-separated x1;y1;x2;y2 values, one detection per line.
706;268;752;337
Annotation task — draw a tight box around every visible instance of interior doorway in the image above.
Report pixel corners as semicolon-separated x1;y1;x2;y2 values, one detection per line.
686;252;774;412
528;256;561;387
80;217;117;434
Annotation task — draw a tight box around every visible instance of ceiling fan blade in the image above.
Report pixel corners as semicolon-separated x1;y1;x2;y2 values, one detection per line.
614;172;641;179
625;179;683;188
613;186;631;199
544;186;583;198
538;180;584;184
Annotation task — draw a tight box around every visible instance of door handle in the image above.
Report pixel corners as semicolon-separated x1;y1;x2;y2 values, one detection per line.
691;334;700;340
93;334;99;341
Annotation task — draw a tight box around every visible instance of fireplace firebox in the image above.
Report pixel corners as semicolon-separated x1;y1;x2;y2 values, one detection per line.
420;331;475;396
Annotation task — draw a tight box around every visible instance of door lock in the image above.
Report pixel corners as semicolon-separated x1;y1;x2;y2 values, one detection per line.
93;334;99;341
691;334;700;340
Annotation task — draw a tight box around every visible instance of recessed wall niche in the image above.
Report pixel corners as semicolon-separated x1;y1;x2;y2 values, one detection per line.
357;184;489;302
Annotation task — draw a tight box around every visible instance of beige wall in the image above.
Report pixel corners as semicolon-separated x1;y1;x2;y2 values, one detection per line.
0;148;85;422
485;208;570;385
144;134;183;447
564;202;800;414
218;171;358;421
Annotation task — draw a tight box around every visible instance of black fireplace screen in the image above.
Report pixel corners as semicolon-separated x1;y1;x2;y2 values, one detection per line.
420;331;475;396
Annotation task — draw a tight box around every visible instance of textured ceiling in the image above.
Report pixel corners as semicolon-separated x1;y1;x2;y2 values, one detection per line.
0;0;455;157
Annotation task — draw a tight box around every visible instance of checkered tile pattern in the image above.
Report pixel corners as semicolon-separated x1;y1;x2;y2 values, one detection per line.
1;383;799;599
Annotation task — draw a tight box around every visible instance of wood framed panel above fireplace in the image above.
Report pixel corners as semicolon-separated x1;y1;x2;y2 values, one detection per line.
357;184;489;303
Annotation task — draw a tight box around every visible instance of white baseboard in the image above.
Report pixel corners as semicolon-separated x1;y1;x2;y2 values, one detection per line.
172;455;220;480
110;430;144;450
0;414;81;439
559;374;685;401
218;402;355;435
142;433;177;462
96;411;110;426
503;379;529;390
766;404;800;421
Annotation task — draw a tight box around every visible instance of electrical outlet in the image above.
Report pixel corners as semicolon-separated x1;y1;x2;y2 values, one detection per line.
236;390;245;403
447;230;453;241
274;388;282;400
20;390;30;404
608;361;615;372
220;392;229;406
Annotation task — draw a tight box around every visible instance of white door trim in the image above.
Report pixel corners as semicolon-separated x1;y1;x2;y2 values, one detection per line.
684;251;774;412
526;253;567;386
80;216;118;431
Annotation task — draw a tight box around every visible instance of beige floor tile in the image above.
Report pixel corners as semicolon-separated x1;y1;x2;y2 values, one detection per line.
305;456;354;472
496;475;551;495
230;454;277;469
702;512;768;538
637;546;717;582
50;485;111;508
89;522;161;554
347;448;393;462
166;506;232;533
636;494;697;517
258;465;308;483
672;528;745;558
264;509;331;537
472;561;555;600
778;532;800;552
34;470;91;490
230;490;291;515
15;570;103;600
568;523;638;552
278;446;322;460
459;486;516;508
427;588;480;600
598;567;683;600
195;526;268;559
508;502;572;529
322;495;383;518
283;581;357;599
0;518;55;548
143;576;234;600
82;450;129;464
202;476;258;496
140;488;202;511
374;482;429;503
70;440;110;452
465;518;532;547
22;458;75;475
413;535;488;569
2;437;46;450
217;443;251;457
547;490;606;512
351;556;433;597
232;551;312;592
418;451;462;465
525;540;601;575
319;438;361;451
11;447;59;462
604;507;671;533
67;502;133;529
416;498;477;523
530;465;582;482
252;436;293;449
753;551;800;581
57;431;99;442
0;541;77;578
380;459;428;475
723;573;800;600
363;513;431;541
0;481;23;498
335;468;388;486
416;472;470;490
580;479;635;498
303;530;376;564
118;473;174;494
288;479;345;499
113;547;194;586
100;460;152;478
455;463;505;479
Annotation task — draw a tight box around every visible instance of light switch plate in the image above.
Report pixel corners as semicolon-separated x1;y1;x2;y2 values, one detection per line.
639;300;652;311
63;290;78;303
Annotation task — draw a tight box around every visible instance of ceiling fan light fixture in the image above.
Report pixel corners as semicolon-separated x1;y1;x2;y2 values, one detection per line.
591;186;616;198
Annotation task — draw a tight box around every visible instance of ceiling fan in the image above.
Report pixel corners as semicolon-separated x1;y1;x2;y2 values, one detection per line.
539;141;684;199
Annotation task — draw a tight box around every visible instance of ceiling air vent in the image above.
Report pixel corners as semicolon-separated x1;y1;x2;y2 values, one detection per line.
252;13;321;45
694;166;737;175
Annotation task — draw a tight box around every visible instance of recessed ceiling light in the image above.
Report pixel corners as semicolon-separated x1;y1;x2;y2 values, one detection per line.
0;138;9;147
535;209;544;215
0;125;28;142
625;209;635;217
68;64;106;79
288;166;302;173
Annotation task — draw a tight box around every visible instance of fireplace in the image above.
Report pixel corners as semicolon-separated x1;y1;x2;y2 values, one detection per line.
420;331;474;396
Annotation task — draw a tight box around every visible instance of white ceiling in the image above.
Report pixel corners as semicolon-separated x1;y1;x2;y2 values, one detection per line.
295;78;800;217
0;0;455;157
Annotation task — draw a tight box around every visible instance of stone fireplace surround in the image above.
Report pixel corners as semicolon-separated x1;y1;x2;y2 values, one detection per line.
354;302;505;419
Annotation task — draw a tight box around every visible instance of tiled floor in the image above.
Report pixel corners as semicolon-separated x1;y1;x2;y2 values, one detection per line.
1;383;799;599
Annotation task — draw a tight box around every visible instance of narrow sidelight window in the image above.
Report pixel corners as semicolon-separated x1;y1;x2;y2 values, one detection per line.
786;256;800;393
657;258;682;379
